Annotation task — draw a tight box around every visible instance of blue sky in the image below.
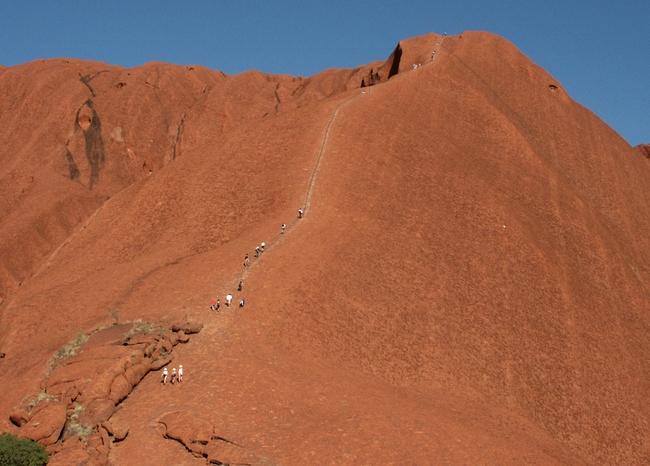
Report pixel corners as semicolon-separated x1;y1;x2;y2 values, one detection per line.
1;1;647;146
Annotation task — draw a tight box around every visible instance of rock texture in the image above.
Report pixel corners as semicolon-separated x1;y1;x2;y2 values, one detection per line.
7;322;196;462
1;31;649;465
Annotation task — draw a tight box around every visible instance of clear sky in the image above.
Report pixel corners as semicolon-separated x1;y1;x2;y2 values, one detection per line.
1;1;647;146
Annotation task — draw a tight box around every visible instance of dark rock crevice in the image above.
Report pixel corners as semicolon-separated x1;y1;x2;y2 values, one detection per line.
172;112;187;161
73;100;105;190
78;71;108;98
63;143;81;181
387;43;403;79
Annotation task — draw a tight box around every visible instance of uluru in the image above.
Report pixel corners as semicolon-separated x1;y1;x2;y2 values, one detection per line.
1;30;650;465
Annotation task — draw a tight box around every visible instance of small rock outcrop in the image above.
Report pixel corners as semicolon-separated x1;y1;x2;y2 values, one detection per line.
636;143;650;159
159;410;256;464
9;320;201;464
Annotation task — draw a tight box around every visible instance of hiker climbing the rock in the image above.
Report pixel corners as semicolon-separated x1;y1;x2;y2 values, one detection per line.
244;254;250;266
226;294;233;306
238;280;243;291
281;223;286;234
260;242;265;252
210;299;217;311
255;246;260;258
298;208;303;218
239;298;245;307
162;367;168;384
215;299;220;311
170;367;178;384
178;365;183;382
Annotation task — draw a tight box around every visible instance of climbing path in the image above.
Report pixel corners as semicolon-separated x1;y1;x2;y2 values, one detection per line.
212;36;448;311
224;90;367;300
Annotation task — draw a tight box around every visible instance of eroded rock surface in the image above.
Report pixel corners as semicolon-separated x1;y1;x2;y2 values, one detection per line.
9;321;199;463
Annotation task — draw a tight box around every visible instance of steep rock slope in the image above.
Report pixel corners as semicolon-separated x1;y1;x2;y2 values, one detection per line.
1;32;649;464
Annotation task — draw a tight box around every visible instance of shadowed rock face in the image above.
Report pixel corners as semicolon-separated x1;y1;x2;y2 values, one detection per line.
1;31;649;465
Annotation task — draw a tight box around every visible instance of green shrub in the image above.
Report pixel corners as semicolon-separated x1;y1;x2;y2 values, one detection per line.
0;432;48;466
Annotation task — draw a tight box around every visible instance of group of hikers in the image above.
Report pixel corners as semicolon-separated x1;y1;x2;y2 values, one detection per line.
209;208;305;314
161;365;183;385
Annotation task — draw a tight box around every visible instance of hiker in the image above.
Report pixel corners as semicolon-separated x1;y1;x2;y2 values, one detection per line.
238;281;243;291
298;208;303;218
244;254;250;266
226;294;232;306
260;242;265;252
178;365;183;382
281;223;286;234
255;246;260;258
162;367;168;385
210;299;217;311
239;299;245;308
215;299;220;311
170;368;178;384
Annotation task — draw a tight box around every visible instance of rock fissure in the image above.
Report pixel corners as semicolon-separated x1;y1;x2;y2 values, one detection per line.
171;112;186;161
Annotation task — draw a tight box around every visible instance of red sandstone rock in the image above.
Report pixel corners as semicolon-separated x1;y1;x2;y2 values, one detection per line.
168;332;180;346
87;431;103;449
112;422;129;441
126;332;158;346
636;143;650;159
84;324;133;347
77;399;115;428
9;408;29;427
99;425;109;446
47;444;91;466
124;362;149;387
19;401;66;445
159;411;213;447
177;330;189;343
171;322;203;334
157;337;173;354
1;31;649;466
108;374;132;404
204;439;253;465
100;420;113;436
150;355;173;371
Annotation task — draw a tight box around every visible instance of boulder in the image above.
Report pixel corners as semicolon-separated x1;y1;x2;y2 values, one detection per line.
171;322;203;334
64;384;80;401
159;411;213;447
127;332;157;346
19;401;67;445
204;439;254;465
47;444;91;466
144;343;156;357
95;444;110;464
150;355;173;371
113;422;129;441
125;350;145;368
177;330;189;343
100;420;114;436
84;324;132;347
158;338;173;354
108;374;132;404
87;431;103;449
47;380;82;398
77;398;115;428
9;408;30;427
99;425;110;446
124;362;150;387
168;333;180;346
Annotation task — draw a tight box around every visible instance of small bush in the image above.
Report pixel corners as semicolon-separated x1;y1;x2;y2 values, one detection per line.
0;432;49;466
124;319;165;341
